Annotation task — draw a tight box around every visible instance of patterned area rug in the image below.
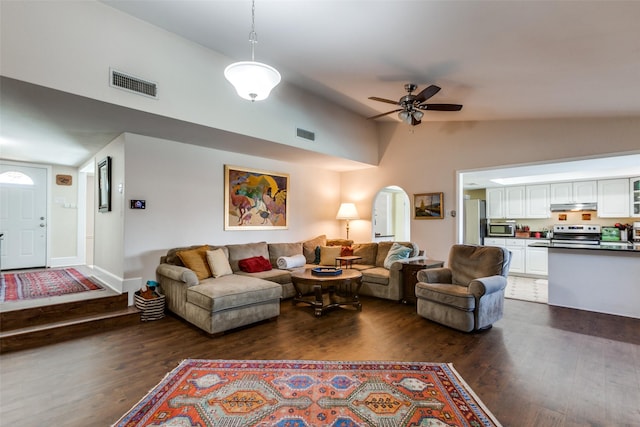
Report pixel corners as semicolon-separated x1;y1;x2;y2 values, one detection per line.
0;268;104;302
114;359;502;427
505;276;548;304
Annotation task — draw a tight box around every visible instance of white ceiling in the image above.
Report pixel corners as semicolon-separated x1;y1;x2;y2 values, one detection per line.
1;1;640;179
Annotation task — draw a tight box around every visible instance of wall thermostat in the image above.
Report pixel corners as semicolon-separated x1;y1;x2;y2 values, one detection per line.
130;200;146;209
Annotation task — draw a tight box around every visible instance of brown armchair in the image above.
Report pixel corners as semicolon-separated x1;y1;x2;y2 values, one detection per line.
415;244;511;332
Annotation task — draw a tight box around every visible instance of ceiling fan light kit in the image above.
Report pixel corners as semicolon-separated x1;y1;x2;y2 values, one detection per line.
224;0;281;101
368;83;462;126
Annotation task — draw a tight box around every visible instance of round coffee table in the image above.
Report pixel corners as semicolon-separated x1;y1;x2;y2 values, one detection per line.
290;268;362;317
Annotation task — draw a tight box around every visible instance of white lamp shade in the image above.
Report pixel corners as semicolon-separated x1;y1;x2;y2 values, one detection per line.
336;203;359;220
224;61;281;101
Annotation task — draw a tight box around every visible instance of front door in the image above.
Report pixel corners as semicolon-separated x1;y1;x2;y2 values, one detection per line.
0;163;48;270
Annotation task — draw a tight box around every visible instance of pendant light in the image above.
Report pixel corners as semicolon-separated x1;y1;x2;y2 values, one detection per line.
224;0;281;101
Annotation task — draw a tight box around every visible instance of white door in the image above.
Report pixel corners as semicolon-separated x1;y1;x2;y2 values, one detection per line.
0;164;48;270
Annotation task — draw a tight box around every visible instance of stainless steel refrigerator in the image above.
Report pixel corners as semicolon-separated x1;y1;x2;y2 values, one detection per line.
464;199;486;245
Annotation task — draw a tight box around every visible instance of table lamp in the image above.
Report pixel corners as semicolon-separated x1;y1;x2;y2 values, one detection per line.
336;203;359;239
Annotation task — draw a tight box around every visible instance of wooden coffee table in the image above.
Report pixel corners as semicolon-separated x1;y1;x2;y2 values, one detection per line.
291;269;362;317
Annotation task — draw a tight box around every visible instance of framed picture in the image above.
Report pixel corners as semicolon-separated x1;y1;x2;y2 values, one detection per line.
98;156;112;213
413;192;444;219
224;165;289;230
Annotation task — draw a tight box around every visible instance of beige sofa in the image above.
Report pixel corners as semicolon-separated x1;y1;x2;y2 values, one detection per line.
155;236;424;335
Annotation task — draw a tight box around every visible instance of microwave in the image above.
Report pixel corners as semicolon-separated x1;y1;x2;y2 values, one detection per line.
487;221;516;237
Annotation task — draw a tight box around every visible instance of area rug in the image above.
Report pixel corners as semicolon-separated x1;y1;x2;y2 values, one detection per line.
114;359;501;427
0;268;104;302
505;276;548;304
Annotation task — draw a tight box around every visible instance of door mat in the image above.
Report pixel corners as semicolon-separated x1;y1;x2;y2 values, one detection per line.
0;268;104;302
114;359;501;427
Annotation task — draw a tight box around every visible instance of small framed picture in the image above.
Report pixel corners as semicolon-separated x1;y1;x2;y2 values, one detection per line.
98;156;112;213
413;192;444;219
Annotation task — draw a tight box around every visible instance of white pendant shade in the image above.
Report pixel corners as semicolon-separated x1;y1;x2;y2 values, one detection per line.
224;61;281;101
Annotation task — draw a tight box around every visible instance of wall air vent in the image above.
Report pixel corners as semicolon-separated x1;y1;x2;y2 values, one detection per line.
296;127;315;142
110;68;158;99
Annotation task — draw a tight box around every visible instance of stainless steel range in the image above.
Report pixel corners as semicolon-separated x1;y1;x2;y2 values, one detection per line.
552;224;601;245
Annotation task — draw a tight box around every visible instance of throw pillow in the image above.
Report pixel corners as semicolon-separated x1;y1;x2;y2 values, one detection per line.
303;235;327;263
319;245;342;266
314;246;321;264
176;246;212;280
238;256;273;273
383;242;412;269
340;246;354;256
206;249;233;278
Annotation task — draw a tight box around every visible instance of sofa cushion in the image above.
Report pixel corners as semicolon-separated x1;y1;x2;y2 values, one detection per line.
361;267;390;285
235;269;292;285
376;241;415;267
268;242;303;267
302;235;327;263
415;282;475;311
227;242;270;272
353;243;378;266
383;242;412;269
166;245;228;266
206;249;233;278
176;246;211;280
187;276;282;312
238;256;272;273
319;245;342;266
327;238;353;247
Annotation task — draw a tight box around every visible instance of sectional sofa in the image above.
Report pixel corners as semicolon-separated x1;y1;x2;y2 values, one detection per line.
155;235;425;335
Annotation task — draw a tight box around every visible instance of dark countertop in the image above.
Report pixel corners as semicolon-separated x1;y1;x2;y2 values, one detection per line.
529;241;640;252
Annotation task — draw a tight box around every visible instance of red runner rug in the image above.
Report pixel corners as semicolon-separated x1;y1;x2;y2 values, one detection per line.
0;268;104;302
114;359;501;427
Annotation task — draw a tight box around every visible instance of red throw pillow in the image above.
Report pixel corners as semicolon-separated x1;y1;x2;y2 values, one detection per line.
341;246;354;256
238;256;273;273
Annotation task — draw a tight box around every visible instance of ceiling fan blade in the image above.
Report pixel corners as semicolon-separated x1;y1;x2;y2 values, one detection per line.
414;85;441;103
367;109;403;120
418;103;463;111
368;96;400;106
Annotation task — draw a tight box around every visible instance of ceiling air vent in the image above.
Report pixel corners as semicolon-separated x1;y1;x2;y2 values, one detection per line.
110;69;158;99
296;127;315;142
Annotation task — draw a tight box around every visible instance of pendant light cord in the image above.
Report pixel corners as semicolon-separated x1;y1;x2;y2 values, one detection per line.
249;0;257;61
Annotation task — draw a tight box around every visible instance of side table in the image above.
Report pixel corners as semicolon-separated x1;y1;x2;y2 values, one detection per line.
335;256;362;269
401;259;444;304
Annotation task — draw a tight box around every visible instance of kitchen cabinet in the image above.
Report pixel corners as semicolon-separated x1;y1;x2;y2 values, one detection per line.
506;239;526;273
631;177;640;217
486;188;506;219
484;237;506;247
598;179;630;217
550;181;597;204
505;186;526;218
525;184;550;218
525;240;548;275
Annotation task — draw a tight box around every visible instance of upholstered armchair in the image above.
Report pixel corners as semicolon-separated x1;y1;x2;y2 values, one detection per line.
415;244;511;332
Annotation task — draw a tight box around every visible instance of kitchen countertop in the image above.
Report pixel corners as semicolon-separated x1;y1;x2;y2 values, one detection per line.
529;241;640;252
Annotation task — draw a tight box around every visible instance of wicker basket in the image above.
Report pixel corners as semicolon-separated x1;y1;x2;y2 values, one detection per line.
134;291;166;321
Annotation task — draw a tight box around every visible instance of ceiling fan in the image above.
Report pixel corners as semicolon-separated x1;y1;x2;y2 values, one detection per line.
368;83;462;126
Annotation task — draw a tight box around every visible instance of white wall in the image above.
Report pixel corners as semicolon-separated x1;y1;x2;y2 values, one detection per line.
118;133;342;291
0;0;378;166
50;165;78;263
343;116;640;262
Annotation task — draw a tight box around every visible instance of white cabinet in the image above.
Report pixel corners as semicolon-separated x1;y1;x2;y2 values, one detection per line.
525;184;550;218
598;179;630;217
525;240;548;275
505;239;526;273
483;237;506;247
505;186;526;218
486;188;506;219
550;181;597;204
631;177;640;217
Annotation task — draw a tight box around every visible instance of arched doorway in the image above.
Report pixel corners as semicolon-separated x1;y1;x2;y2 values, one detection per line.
372;186;410;242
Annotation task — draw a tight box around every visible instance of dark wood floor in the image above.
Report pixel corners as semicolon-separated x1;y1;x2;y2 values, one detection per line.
1;297;639;427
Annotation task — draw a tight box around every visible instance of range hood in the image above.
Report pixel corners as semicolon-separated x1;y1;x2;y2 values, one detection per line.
550;202;598;212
